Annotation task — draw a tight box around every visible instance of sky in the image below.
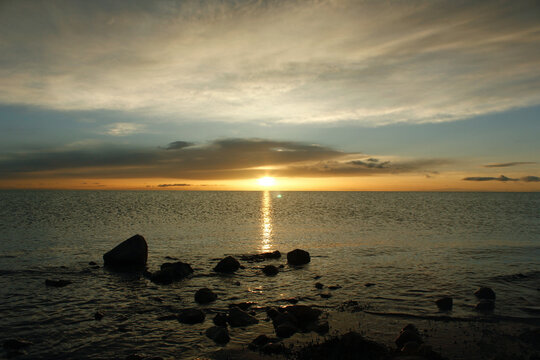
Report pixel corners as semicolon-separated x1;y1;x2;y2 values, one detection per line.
0;0;539;191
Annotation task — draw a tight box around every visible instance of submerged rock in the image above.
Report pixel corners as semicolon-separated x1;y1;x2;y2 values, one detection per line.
45;279;72;287
287;249;310;265
177;308;206;324
205;326;230;344
435;297;453;311
240;250;281;262
262;265;279;276
195;288;217;304
228;307;259;327
214;256;241;273
103;234;148;270
474;287;496;300
150;261;193;285
315;282;324;289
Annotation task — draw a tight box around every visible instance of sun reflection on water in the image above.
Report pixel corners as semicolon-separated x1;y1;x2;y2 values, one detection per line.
260;191;273;252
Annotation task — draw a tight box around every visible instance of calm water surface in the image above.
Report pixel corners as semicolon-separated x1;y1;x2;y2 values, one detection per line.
0;191;539;358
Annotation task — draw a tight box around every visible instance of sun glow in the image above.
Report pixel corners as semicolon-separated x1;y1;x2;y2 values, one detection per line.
257;177;276;187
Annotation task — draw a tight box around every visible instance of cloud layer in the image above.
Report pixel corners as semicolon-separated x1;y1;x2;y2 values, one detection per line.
1;0;540;125
0;138;448;180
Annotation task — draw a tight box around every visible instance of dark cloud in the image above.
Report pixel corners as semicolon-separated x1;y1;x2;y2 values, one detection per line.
483;162;536;168
463;175;519;182
165;141;194;150
0;138;451;181
157;183;190;187
521;176;540;182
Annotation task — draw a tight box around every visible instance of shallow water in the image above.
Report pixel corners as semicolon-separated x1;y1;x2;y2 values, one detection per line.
0;190;539;358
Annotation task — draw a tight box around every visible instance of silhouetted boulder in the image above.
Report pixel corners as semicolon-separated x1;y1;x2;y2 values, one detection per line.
263;265;279;276
287;249;310;265
474;287;496;300
150;261;193;284
475;300;495;312
284;305;321;327
214;256;241;273
195;288;217;304
177;308;205;324
205;326;230;344
45;279;72;287
228;307;258;327
435;297;453;311
213;313;228;327
103;235;148;270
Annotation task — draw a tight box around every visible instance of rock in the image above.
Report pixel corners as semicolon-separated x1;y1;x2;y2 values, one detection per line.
395;324;423;349
94;311;104;320
474;287;496;300
328;285;341;290
287;249;310;265
266;307;281;320
45;279;72;287
262;265;279;276
275;322;298;338
88;261;97;266
228;307;259;327
195;288;217;304
240;250;281;262
400;341;421;355
319;293;332;299
177;308;205;324
205;326;230;344
3;339;32;350
435;297;453;311
518;328;540;349
261;342;288;355
364;283;376;287
314;320;329;335
103;234;148;270
150;261;193;284
249;334;270;350
213;313;228;327
284;305;321;326
475;299;495;312
214;256;241;273
293;332;387;359
315;282;324;289
229;302;256;311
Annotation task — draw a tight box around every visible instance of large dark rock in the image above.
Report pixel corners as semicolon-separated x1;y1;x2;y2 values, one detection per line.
435;297;453;311
263;265;279;276
284;305;321;326
294;332;388;360
248;334;270;350
177;308;206;324
474;287;496;300
287;249;310;265
228;307;259;327
150;261;193;284
275;322;298;338
103;235;148;270
214;256;241;273
205;326;230;344
195;288;217;304
213;313;228;327
45;279;72;287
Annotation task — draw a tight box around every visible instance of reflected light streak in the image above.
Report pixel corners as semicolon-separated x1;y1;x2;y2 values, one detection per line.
260;191;273;252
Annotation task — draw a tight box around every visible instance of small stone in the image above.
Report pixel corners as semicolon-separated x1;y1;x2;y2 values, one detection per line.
214;256;241;273
94;311;104;320
475;299;495;312
328;285;341;290
262;265;279;276
364;283;376;287
195;288;217;304
205;326;230;344
45;279;72;287
319;293;332;299
228;307;259;327
177;308;206;324
474;287;496;300
287;249;311;265
315;282;324;289
213;313;228;326
88;261;97;266
249;334;270;350
435;297;453;311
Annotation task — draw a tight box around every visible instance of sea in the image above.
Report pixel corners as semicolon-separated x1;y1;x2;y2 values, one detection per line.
0;190;539;359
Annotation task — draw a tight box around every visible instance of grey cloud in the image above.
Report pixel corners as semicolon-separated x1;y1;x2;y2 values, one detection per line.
483;162;536;168
158;183;190;187
165;141;194;150
521;176;540;182
463;175;519;182
0;138;449;180
1;1;539;125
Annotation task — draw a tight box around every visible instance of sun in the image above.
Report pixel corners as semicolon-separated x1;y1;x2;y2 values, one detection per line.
257;176;276;187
